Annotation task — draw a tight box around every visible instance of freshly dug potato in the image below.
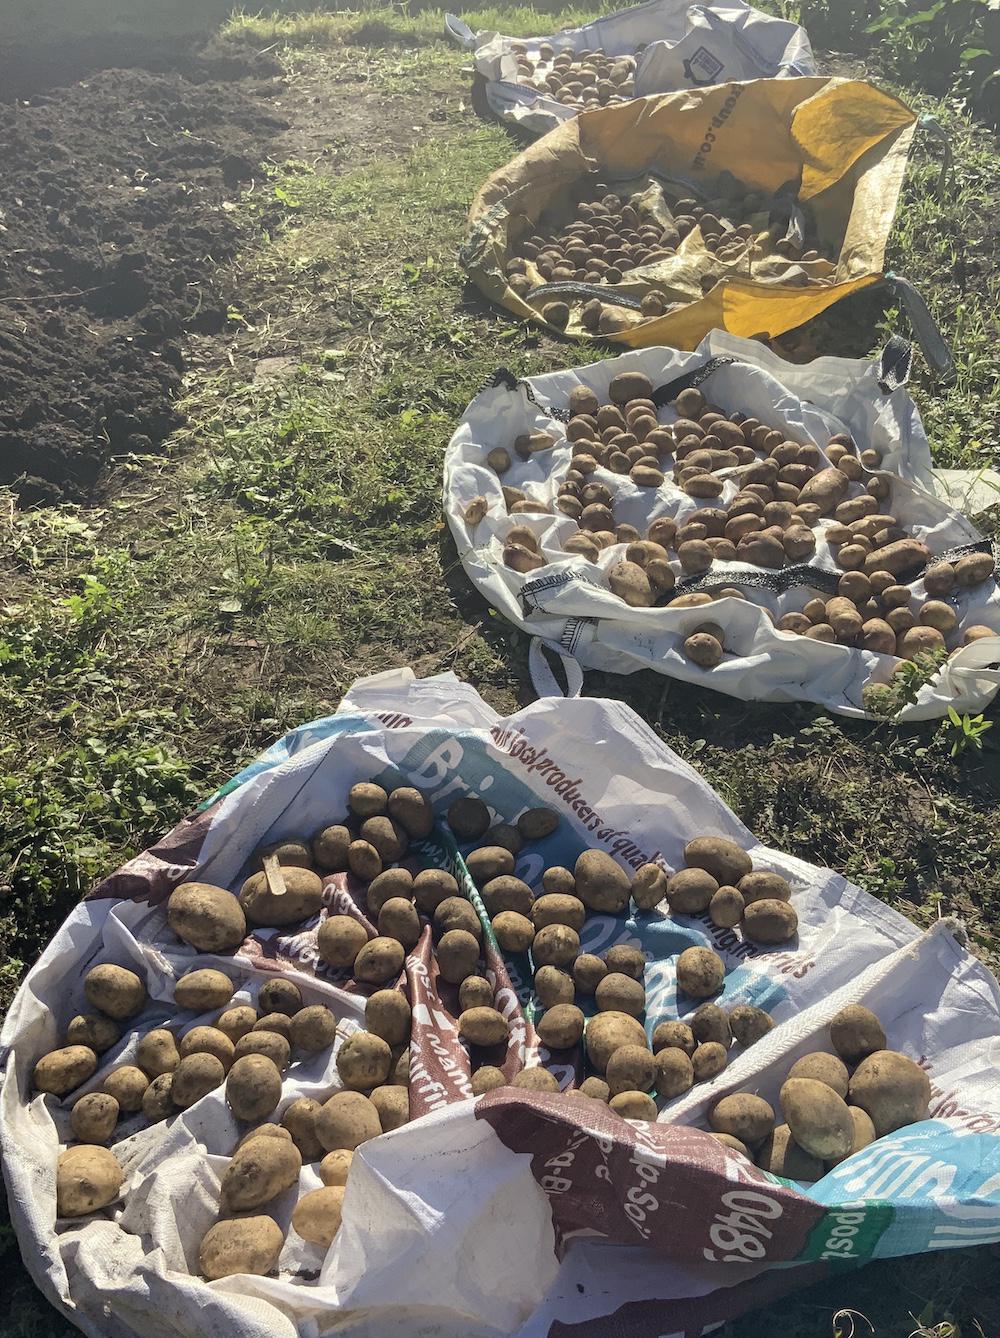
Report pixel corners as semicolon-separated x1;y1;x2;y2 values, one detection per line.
827;1105;877;1166
459;1007;509;1048
683;837;752;886
787;1052;849;1098
293;1185;345;1248
433;898;482;942
102;1065;150;1113
223;1136;302;1210
361;815;409;864
216;1006;258;1043
485;822;524;855
684;633;723;668
337;1031;392;1090
574;850;631;913
318;916;369;970
535;966;575;1007
378;897;421;950
605;945;646;980
255;840;312;871
848;1050;931;1135
319;1148;354;1186
606;1044;654;1096
460;975;495;1010
348;782;388;818
370;1084;410;1131
517;807;559;841
652;1020;695;1055
481;875;534;918
471;1065;508;1095
954;552;995;586
572;954;607;995
710;1133;750;1157
387;786;435;839
367;868;414;917
142;1073;175;1121
691;1003;731;1048
448;797;491;841
542;867;575;895
708;886;745;928
738;871;792;904
676;947;724;998
239;867;324;928
355;936;406;985
533;924;580;968
65;1014;120;1054
70;1093;119;1144
437;929;481;983
173;1053;226;1108
756;1123;824;1181
56;1145;123;1218
84;963;147;1020
258;979;303;1017
609;561;654;608
174;969;235;1013
239;1124;293;1148
278;1096;322;1159
585;1011;648;1073
595;972;645;1017
235;1030;291;1070
180;1025;235;1071
531;895;586;932
667;867;718;914
289;1004;337;1053
315;1091;382;1151
729;1005;774;1048
829;1004;886;1063
631;864;668;911
33;1045;98;1096
312;824;352;871
537;1004;585;1050
200;1216;285;1280
254;1012;292;1041
780;1077;853;1160
168;882;247;954
225;1054;283;1122
365;991;411;1047
691;1042;728;1082
578;1076;611;1102
610;1090;657;1120
493;911;535;953
709;1093;775;1146
742;899;798;943
466;845;515;886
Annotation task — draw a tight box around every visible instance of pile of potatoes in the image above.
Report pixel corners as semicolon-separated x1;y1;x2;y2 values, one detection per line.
474;372;997;678
666;835;798;945
508;41;639;113
704;1003;930;1181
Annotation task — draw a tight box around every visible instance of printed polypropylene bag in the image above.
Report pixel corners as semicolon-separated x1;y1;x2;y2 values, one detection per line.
461;77;917;350
449;0;813;138
443;330;1000;718
4;668;1000;1338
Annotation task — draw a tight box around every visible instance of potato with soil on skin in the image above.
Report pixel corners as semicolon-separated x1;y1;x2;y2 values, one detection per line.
180;1022;236;1068
240;1124;293;1149
102;1065;150;1113
223;1136;302;1211
471;1065;508;1095
631;864;668;911
367;868;414;917
709;1093;775;1146
710;1132;750;1157
485;822;524;855
493;910;536;953
482;875;534;918
168;882;247;954
316;1090;382;1151
225;1054;283;1122
255;839;313;871
535;965;575;1007
255;1012;292;1041
606;1044;655;1096
574;849;631;914
512;1067;560;1093
578;1076;611;1102
691;1003;731;1048
258;978;303;1018
173;969;235;1013
595;971;645;1018
348;782;387;818
610;1090;657;1120
172;1052;227;1109
787;1051;849;1097
70;1093;119;1145
683;836;752;886
84;963;147;1020
709;886;745;928
531;894;586;932
666;867;718;914
518;807;560;841
387;786;435;839
216;1005;258;1043
537;1003;585;1050
336;1031;392;1091
240;866;325;928
692;1041;728;1082
827;1105;877;1167
365;990;411;1047
684;632;723;668
466;845;515;886
572;954;607;995
676;946;725;998
200;1216;285;1281
585;1011;649;1073
235;1030;291;1070
448;796;491;841
437;929;481;984
378;896;421;950
290;1005;338;1054
652;1020;695;1055
370;1084;409;1132
434;896;483;940
293;1185;345;1248
829;1004;886;1063
459;1007;509;1048
737;870;792;904
142;1073;175;1121
65;1014;120;1055
955;552;996;586
33;1045;98;1096
604;945;646;980
848;1050;931;1135
354;936;406;986
742;898;798;944
609;561;654;607
319;1148;354;1187
460;975;494;1010
312;823;352;871
780;1076;854;1159
756;1123;824;1181
533;923;580;968
56;1145;124;1218
279;1098;325;1159
728;1004;774;1048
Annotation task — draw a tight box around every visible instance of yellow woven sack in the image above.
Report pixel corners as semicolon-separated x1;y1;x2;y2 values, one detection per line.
462;77;917;349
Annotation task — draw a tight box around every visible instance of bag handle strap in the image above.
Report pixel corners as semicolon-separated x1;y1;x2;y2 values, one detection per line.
918;113;953;199
875;334;914;393
883;273;955;383
444;13;478;48
529;637;584;699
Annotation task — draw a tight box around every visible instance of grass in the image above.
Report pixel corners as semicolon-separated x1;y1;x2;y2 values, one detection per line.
1;3;1000;1335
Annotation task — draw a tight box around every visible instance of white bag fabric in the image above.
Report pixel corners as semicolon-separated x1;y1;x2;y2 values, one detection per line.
443;330;1000;719
447;0;814;137
4;669;1000;1338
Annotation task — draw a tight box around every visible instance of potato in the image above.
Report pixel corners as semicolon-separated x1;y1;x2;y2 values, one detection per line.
319;1148;354;1187
437;929;481;983
676;947;724;998
780;1077;853;1159
378;897;421;950
691;1042;728;1082
574;850;631;913
862;538;930;577
709;886;745;928
652;1020;695;1055
70;1092;119;1144
606;1044;654;1096
485;822;524;855
788;1051;849;1097
609;1090;657;1120
493;911;535;953
255;979;301;1018
240;867;324;928
290;1005;338;1053
577;1076;610;1102
609;561;654;608
316;1090;382;1151
317;916;368;971
631;864;668;911
346;839;382;882
355;936;406;985
691;1003;731;1048
100;1065;149;1113
292;1185;345;1249
595;972;644;1017
829;1004;886;1063
963;624;999;645
223;1136;302;1210
683;632;723;668
459;1007;509;1048
460;975;495;1010
179;1023;235;1073
955;552;995;586
255;1013;292;1041
216;1006;258;1043
434;897;482;940
683;836;752;886
848;1049;931;1135
235;1030;291;1070
33;1045;97;1096
572;954;607;995
142;1073;175;1122
738;871;792;904
534;966;574;1008
361;815;409;864
585;1011;648;1072
467;846;515;886
710;1132;750;1157
239;1124;293;1149
532;924;580;968
65;1014;120;1055
610;371;654;404
337;1031;392;1090
386;786;435;839
84;963;147;1021
200;1216;285;1280
511;1067;559;1093
225;1054;283;1122
168;882;247;954
471;1066;508;1095
827;1105;877;1167
605;946;646;981
448;797;491;841
728;1005;774;1048
481;876;534;918
537;1004;585;1050
897;625;946;659
667;867;717;913
312;824;352;871
531;894;586;932
756;1123;823;1181
367;868;414;917
919;600;957;635
348;782;387;818
256;840;313;871
370;1084;410;1132
56;1145;123;1218
742;899;798;943
277;1097;325;1160
798;467;849;512
709;1093;774;1145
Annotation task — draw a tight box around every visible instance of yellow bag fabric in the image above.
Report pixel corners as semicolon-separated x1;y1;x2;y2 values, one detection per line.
462;77;916;349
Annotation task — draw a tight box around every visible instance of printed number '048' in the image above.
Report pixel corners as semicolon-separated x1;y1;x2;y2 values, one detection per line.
703;1190;783;1263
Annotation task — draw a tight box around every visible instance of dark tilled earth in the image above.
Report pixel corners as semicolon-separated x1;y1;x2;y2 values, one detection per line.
0;46;286;503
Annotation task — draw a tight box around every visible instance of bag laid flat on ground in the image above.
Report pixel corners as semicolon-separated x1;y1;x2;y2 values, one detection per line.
443;331;1000;718
448;0;813;138
462;77;921;351
3;669;1000;1338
